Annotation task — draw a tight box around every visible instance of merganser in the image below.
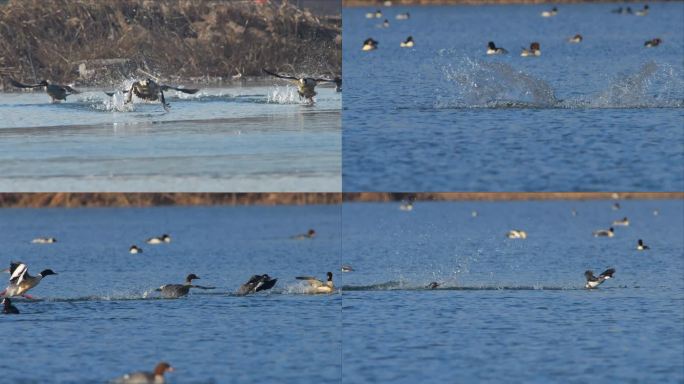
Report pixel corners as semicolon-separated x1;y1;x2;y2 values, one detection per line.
374;10;383;18
262;69;338;103
635;5;649;16
296;272;334;294
487;41;508;55
593;227;615;237
382;19;390;28
237;274;278;295
292;229;316;240
506;230;527;239
541;7;558;17
612;202;621;210
110;362;174;384
146;234;171;245
521;42;541;57
426;282;440;289
129;245;143;254
400;36;414;48
8;78;80;102
1;262;57;298
636;239;650;251
612;217;629;226
568;34;583;43
31;237;57;244
157;274;214;298
2;298;19;314
341;264;354;272
362;38;379;51
395;12;410;20
105;79;198;111
399;201;414;211
644;38;662;48
585;268;615;289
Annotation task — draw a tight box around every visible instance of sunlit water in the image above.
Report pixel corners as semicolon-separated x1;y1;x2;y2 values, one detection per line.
340;199;684;383
0;83;341;192
0;205;341;383
343;3;684;191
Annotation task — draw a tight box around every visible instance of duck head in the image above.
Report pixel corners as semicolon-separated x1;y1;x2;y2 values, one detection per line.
488;41;496;50
39;269;57;277
154;362;174;376
326;271;333;281
530;42;541;51
185;273;200;283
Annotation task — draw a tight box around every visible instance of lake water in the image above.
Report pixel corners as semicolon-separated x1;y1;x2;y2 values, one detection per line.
0;205;341;383
340;199;684;383
0;83;341;192
342;3;684;191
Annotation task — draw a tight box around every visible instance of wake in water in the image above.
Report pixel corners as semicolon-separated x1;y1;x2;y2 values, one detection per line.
341;280;601;291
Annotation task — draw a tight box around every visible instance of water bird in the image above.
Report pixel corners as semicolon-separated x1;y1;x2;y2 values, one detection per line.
612;217;629;226
366;10;382;19
635;5;649;16
520;42;541;57
636;239;650;251
382;19;390;28
541;7;558;17
644;38;662;48
262;69;338;103
105;79;198;111
146;234;171;244
31;237;57;244
110;362;174;384
426;282;440;289
399;201;414;211
584;268;615;289
568;34;583;43
612;202;621;210
296;272;334;294
2;298;19;314
129;245;143;254
506;230;527;239
292;229;316;240
7;78;80;102
237;274;277;295
593;227;615;237
157;273;215;298
612;6;632;14
341;265;354;272
395;12;410;20
400;36;414;48
363;38;379;51
333;76;342;92
471;211;478;217
487;41;508;55
653;209;659;216
571;209;578;216
1;262;57;298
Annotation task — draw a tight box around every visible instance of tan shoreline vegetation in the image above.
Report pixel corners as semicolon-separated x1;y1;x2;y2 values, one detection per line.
0;0;341;88
344;0;671;5
0;192;681;208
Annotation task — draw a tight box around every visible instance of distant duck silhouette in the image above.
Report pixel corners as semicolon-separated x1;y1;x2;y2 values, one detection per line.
612;202;621;210
341;264;355;272
157;274;214;298
635;5;649;16
400;36;414;48
636;239;650;251
292;229;316;240
363;38;379;51
568;34;583;43
487;41;508;55
381;19;390;28
541;7;558;17
146;234;171;244
644;38;662;48
129;245;143;254
593;227;615;237
31;237;57;244
584;268;615;289
521;42;541;57
8;78;80;102
2;298;19;314
507;230;527;239
396;12;410;20
612;217;629;226
399;201;414;211
296;272;334;294
110;362;174;384
365;9;382;19
237;274;278;295
426;282;440;289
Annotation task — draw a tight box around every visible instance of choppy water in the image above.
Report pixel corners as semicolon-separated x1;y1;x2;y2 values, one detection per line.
340;199;684;383
343;3;684;191
0;205;341;383
0;83;341;192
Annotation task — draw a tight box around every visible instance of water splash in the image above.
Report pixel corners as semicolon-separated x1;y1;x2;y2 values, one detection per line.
267;85;307;104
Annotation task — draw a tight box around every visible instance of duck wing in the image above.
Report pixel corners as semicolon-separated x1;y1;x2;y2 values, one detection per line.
255;278;277;292
191;284;215;290
263;69;299;81
62;85;80;94
160;85;199;94
599;268;615;279
9;262;28;285
8;78;43;89
296;276;323;287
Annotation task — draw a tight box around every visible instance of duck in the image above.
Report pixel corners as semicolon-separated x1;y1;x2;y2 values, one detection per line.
1;262;57;298
110;362;174;384
7;78;80;102
381;19;390;28
362;38;379;51
31;237;57;244
541;7;558;17
146;234;171;245
611;6;623;14
341;264;354;272
426;282;440;289
612;217;630;226
400;36;414;48
292;229;316;240
296;272;334;294
395;12;410;20
333;76;342;92
644;38;662;48
157;274;215;298
471;210;478;217
593;227;615;237
487;41;508;55
636;239;650;251
568;34;583;43
635;5;649;16
262;69;338;103
105;79;198;111
521;42;541;57
584;268;615;289
506;230;527;239
612;202;621;210
237;274;278;295
374;10;383;18
2;298;19;314
399;201;413;211
129;245;143;254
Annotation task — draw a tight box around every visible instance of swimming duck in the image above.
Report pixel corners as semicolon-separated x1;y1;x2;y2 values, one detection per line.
400;36;414;48
146;234;171;245
129;245;143;254
584;268;615;289
2;298;19;314
157;273;214;298
487;41;508;55
612;217;629;226
31;237;57;244
506;230;527;239
110;362;174;384
382;19;390;28
541;7;558;17
396;12;410;20
426;282;440;289
636;239;650;251
105;79;198;111
237;274;278;295
374;10;383;18
399;201;414;211
1;262;57;298
296;272;334;294
8;78;80;102
292;229;316;240
333;76;342;92
362;38;379;51
341;264;354;272
568;34;583;43
644;38;662;48
612;202;621;210
635;5;649;16
521;42;541;57
262;69;338;103
593;227;615;237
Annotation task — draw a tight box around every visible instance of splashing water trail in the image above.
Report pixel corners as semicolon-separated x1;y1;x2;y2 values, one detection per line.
267;85;303;104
